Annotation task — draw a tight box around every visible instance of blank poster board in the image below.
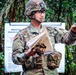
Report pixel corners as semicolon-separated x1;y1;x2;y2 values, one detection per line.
4;22;65;73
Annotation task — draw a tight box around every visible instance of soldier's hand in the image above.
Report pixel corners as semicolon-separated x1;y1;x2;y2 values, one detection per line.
25;48;37;57
25;43;46;57
70;23;76;33
34;43;46;56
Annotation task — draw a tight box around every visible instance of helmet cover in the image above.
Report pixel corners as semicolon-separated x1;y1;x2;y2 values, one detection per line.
25;0;46;16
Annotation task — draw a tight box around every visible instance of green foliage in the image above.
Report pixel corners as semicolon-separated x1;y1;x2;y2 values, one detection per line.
73;10;76;23
65;46;76;75
0;52;4;75
44;0;76;25
0;0;6;12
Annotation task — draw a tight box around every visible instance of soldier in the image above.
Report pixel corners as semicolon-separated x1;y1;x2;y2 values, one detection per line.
12;0;76;75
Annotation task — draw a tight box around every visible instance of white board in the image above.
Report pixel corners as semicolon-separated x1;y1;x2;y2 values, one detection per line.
4;22;65;73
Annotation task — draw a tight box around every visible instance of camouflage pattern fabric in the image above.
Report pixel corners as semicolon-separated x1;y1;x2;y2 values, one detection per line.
25;0;46;15
12;24;76;75
47;51;62;70
32;43;46;56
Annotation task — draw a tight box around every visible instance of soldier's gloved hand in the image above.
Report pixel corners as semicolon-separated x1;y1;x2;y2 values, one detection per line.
34;43;46;56
25;43;46;57
25;47;37;57
70;23;76;33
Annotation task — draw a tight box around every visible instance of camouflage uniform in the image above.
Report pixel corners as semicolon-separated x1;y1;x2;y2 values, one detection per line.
12;0;76;75
12;24;76;75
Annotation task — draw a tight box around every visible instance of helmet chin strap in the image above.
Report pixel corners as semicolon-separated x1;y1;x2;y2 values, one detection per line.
34;18;42;23
32;16;42;23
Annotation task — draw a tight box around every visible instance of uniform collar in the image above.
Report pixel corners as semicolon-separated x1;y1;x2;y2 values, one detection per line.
29;23;44;34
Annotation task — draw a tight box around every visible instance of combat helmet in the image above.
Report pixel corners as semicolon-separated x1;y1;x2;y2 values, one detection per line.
25;0;46;16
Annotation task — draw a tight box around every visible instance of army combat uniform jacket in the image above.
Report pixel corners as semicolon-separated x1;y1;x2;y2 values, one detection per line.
12;24;76;75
